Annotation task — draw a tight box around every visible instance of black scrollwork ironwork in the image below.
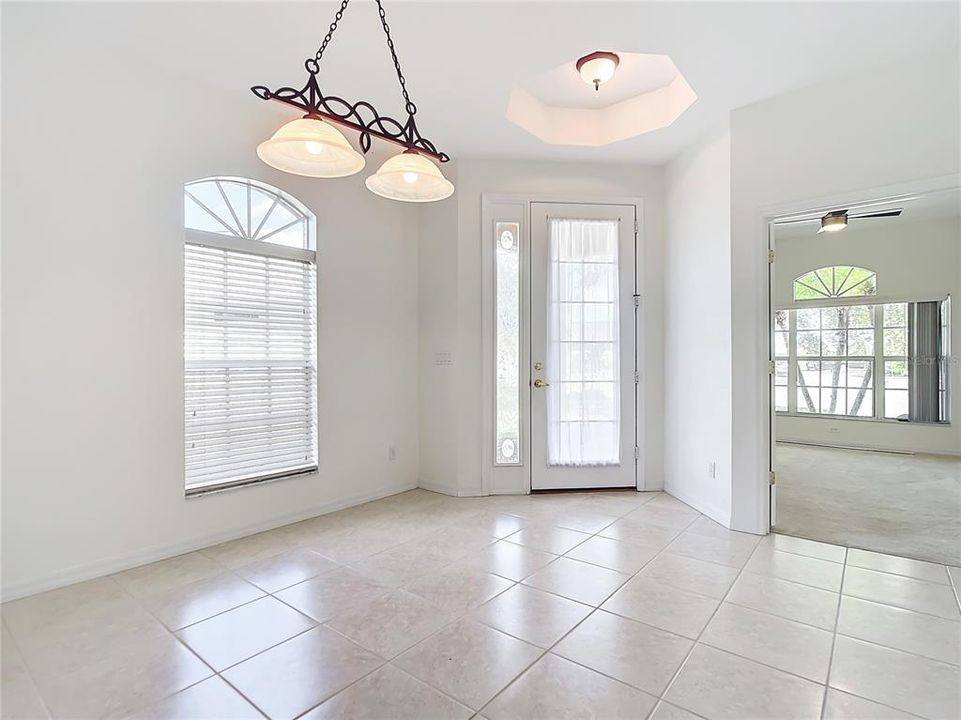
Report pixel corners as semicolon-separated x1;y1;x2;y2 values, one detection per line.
251;0;449;163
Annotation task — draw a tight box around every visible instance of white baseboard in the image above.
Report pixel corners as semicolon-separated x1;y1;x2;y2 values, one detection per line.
1;482;417;603
778;438;961;457
417;480;487;497
663;485;735;532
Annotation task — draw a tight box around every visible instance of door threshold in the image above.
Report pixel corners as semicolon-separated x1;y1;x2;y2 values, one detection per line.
530;486;637;494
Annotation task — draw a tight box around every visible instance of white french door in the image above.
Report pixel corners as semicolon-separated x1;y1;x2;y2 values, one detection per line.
530;203;637;490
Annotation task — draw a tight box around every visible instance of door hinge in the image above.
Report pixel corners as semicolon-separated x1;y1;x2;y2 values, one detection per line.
768;360;776;375
634;446;639;461
634;219;638;234
634;370;640;384
632;294;640;308
768;249;775;264
769;471;776;486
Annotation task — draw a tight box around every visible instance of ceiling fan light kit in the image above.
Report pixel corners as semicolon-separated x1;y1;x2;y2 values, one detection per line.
818;210;849;233
251;0;453;202
779;207;903;233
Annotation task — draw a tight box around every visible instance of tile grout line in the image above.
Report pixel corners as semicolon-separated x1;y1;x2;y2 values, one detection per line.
435;501;670;712
651;539;761;719
13;490;952;720
819;546;849;720
948;566;961;614
0;615;54;720
165;507;960;719
474;502;706;718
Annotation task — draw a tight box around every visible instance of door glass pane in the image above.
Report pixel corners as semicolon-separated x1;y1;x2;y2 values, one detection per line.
495;222;521;464
547;218;620;466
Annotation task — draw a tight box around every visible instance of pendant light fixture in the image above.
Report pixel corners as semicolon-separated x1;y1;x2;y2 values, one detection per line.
251;0;453;202
366;150;454;202
257;116;365;178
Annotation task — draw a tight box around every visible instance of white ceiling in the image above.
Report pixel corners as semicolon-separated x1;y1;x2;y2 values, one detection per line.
66;1;960;165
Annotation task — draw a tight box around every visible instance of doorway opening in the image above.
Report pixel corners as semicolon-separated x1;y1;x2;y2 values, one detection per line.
767;188;960;565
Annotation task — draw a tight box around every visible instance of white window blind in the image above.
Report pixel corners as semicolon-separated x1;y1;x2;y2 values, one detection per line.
184;243;317;492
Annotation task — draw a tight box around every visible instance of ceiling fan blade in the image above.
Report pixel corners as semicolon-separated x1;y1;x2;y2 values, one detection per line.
849;209;902;219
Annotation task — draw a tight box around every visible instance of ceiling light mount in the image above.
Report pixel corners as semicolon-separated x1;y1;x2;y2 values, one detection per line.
576;51;620;91
251;0;452;201
818;210;849;233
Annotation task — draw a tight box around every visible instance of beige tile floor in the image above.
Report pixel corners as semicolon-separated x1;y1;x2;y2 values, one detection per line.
2;489;960;719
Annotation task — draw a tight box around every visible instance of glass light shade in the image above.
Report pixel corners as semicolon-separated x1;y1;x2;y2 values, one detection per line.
818;214;848;233
257;117;365;178
365;151;454;202
576;52;620;89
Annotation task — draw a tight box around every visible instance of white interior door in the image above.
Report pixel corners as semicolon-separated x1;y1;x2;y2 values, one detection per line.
530;203;637;490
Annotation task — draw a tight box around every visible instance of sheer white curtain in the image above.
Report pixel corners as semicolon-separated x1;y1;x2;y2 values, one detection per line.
546;218;621;466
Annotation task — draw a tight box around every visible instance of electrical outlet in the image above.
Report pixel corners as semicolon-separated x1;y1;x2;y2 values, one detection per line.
708;460;716;479
388;445;397;461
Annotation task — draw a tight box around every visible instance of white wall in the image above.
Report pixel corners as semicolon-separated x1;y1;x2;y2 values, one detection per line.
419;159;665;496
664;129;733;525
774;216;961;455
1;5;421;599
417;170;461;494
730;52;961;532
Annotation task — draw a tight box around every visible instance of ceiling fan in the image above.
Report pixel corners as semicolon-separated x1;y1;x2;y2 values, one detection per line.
777;207;902;233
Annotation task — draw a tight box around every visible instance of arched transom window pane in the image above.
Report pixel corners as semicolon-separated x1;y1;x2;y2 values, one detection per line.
184;177;313;250
794;266;877;301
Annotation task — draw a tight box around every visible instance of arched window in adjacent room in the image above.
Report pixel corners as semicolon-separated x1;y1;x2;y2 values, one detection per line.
793;265;877;301
183;177;317;494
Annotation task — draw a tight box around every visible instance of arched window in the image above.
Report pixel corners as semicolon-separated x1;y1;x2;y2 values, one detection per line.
793;265;876;301
183;177;317;494
184;177;314;249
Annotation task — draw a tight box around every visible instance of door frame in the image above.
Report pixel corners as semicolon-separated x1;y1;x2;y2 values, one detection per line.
481;194;646;495
758;174;961;531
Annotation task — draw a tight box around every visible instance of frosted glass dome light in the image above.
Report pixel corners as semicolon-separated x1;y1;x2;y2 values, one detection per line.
365;150;454;203
257;116;365;178
576;51;620;91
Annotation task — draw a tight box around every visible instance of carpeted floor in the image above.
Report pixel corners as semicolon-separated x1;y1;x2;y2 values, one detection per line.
774;443;961;566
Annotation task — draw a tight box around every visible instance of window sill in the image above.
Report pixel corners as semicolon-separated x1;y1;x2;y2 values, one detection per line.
186;465;318;498
775;412;950;427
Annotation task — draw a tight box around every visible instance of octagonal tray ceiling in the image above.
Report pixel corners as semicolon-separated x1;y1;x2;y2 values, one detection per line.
507;52;696;146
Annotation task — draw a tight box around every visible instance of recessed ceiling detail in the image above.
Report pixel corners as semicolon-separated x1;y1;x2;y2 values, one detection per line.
506;52;696;146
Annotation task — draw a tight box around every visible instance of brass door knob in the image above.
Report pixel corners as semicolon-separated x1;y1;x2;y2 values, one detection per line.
533;378;550;388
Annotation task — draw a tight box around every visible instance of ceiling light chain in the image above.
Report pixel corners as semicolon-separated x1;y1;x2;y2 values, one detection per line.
313;0;351;67
375;0;416;116
251;0;453;202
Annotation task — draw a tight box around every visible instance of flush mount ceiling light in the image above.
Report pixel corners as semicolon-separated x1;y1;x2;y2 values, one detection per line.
576;51;620;91
251;0;453;202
